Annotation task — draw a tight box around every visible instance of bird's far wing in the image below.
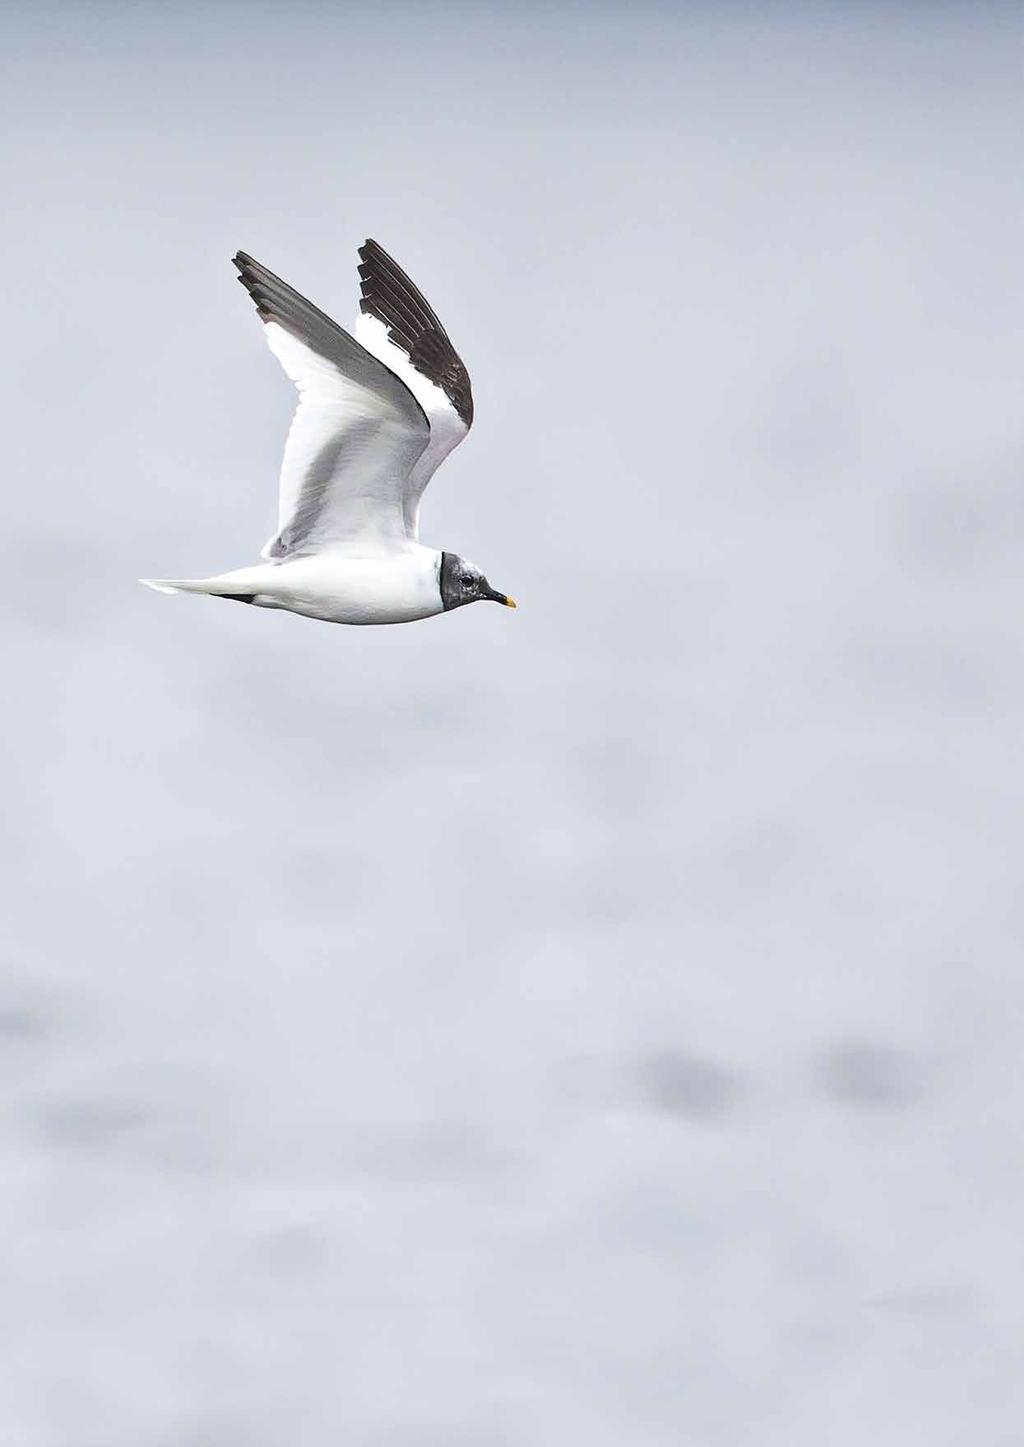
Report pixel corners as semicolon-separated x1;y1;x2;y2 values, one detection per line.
234;252;430;558
355;239;474;539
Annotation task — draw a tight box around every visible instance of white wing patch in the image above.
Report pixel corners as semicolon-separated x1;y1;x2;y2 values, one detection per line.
356;312;470;539
262;322;429;557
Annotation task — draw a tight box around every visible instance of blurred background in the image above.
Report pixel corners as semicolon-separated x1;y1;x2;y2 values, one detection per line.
2;2;1023;1443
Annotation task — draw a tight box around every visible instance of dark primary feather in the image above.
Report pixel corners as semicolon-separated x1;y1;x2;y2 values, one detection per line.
357;239;474;429
232;250;427;427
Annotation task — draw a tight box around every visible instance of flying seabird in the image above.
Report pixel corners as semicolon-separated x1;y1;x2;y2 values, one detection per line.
141;241;516;625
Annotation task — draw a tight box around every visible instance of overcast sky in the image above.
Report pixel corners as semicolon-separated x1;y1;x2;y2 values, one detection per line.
3;3;1024;1443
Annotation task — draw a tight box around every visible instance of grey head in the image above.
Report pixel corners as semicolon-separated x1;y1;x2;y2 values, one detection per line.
440;552;517;612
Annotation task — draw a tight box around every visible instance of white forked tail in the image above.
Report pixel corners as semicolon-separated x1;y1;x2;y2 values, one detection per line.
139;578;214;595
139;565;272;600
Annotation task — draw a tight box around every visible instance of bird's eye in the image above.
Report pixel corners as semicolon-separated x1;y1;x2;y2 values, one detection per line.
460;575;474;587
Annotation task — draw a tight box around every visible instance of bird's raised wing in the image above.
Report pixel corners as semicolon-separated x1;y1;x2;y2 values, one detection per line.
233;252;430;558
355;239;474;539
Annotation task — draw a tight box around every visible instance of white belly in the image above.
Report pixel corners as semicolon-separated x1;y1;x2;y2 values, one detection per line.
225;548;444;626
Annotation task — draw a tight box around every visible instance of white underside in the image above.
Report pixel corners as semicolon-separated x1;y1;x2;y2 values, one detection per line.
141;544;445;626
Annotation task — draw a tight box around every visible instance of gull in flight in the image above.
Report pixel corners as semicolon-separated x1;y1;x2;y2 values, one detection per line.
141;241;516;625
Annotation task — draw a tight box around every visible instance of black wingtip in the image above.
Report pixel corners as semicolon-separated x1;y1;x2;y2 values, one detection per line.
233;253;277;320
356;239;474;428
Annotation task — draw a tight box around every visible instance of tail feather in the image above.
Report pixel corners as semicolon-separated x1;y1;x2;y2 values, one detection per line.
139;575;263;608
139;578;210;595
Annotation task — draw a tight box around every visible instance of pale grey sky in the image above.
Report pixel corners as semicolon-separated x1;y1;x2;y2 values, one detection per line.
2;4;1024;1443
